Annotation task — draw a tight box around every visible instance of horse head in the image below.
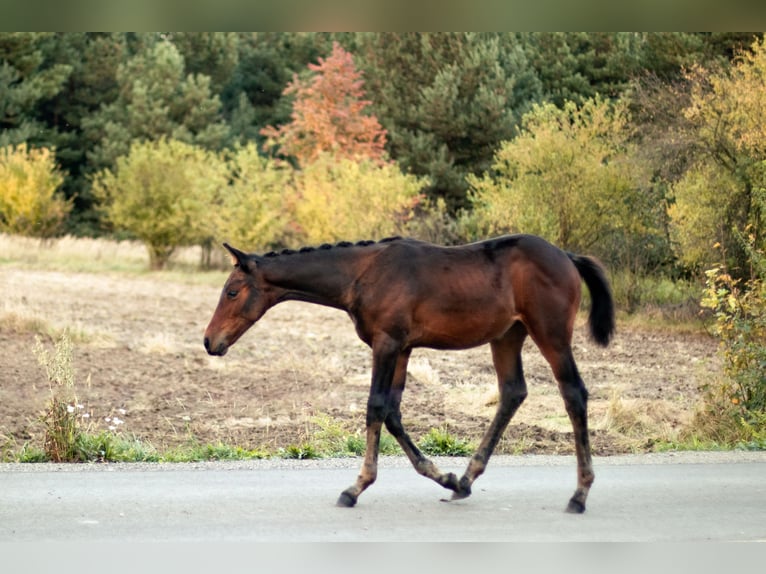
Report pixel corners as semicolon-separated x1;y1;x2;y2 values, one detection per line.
204;243;270;356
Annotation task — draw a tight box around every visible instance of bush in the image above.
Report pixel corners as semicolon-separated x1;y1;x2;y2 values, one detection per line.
465;97;661;266
93;138;227;270
668;163;743;273
0;144;71;238
696;234;766;445
216;144;293;251
702;262;766;414
292;154;428;244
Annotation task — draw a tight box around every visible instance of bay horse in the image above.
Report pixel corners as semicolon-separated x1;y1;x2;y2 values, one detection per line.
204;234;614;512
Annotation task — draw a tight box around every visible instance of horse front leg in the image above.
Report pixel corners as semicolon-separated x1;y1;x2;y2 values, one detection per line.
336;337;399;507
336;419;383;507
382;350;461;494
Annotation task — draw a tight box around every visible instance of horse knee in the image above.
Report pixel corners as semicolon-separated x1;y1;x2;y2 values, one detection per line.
384;411;404;437
366;394;389;426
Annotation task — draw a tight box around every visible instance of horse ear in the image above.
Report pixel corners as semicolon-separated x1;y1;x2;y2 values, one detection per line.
223;243;256;273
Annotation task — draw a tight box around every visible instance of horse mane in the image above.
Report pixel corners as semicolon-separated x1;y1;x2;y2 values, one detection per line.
262;236;402;259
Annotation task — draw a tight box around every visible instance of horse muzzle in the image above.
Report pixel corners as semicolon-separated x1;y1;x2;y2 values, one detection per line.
204;336;228;356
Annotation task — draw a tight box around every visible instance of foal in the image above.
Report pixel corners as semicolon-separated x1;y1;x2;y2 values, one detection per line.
204;234;614;512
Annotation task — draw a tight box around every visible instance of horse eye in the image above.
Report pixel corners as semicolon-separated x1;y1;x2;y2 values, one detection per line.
226;289;239;299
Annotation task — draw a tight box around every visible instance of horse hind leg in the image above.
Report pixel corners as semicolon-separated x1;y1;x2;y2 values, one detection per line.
545;346;594;513
452;322;529;500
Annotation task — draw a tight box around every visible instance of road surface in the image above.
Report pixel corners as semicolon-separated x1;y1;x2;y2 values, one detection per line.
1;452;765;542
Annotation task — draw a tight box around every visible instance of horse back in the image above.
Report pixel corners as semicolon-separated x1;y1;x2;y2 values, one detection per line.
349;235;581;349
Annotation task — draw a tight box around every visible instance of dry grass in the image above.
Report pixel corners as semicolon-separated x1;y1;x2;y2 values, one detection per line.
599;390;690;450
0;233;207;273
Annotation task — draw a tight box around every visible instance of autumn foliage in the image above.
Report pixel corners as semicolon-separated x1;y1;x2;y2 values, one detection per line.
261;42;387;166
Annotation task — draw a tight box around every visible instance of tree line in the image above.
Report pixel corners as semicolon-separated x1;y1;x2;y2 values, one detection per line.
1;32;763;275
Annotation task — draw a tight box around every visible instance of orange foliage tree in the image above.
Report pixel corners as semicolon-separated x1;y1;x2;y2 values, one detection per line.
261;42;387;166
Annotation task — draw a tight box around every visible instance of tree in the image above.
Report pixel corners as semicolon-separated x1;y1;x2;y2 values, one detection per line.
353;32;541;209
171;32;240;98
0;33;71;148
0;143;71;238
467;97;658;267
222;33;332;146
216;143;293;250
83;39;229;176
261;41;387;167
92;139;226;270
669;37;766;276
37;33;127;233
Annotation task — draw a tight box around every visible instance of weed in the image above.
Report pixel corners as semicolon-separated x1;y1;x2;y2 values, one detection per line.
279;443;321;459
33;331;89;462
418;426;474;456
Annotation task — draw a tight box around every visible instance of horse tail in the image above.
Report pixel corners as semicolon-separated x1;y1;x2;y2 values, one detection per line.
567;253;615;347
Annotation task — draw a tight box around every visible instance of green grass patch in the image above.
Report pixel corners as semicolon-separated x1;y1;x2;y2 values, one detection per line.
417;427;474;456
160;441;269;462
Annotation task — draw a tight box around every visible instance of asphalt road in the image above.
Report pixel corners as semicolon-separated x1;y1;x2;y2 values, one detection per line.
1;452;765;542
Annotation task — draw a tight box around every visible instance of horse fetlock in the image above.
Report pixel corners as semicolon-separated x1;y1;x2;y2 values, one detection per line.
436;471;460;491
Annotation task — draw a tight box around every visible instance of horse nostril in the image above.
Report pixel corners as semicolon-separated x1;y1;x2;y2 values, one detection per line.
204;337;210;352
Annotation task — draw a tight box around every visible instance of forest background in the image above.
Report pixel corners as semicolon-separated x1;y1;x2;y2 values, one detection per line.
1;32;765;446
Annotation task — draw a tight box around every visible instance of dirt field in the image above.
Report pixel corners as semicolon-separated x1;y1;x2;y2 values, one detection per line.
0;264;720;456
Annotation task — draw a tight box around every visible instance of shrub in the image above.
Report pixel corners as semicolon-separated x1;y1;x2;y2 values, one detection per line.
216;144;293;251
465;97;660;266
0;144;71;238
93;138;227;270
696;233;766;445
668;163;743;273
702;262;766;415
292;154;427;244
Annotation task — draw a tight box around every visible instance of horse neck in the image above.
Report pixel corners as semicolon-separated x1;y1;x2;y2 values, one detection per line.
260;249;365;310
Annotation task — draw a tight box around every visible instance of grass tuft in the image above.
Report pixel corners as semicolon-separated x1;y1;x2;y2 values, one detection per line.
418;426;474;456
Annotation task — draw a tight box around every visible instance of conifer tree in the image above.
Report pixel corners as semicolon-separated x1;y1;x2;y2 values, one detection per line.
261;41;387;167
83;39;229;175
353;32;541;209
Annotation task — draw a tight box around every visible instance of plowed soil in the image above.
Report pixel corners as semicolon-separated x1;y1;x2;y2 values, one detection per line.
0;266;720;456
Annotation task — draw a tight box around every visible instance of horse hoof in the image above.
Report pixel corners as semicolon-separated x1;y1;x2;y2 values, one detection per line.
450;477;472;501
336;491;357;508
450;489;471;501
565;498;586;514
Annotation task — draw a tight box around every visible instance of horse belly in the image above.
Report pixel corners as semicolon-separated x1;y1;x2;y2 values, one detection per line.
412;301;514;350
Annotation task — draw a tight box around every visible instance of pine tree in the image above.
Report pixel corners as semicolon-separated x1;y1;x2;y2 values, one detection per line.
82;38;229;175
353;32;541;209
0;33;71;147
261;41;387;167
